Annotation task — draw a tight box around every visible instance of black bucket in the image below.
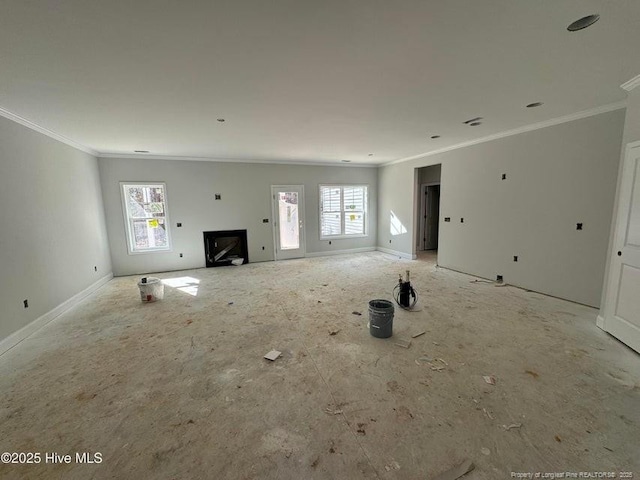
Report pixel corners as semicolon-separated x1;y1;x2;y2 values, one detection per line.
368;299;394;338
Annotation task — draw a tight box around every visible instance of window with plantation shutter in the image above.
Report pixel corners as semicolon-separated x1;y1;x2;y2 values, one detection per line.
320;185;368;238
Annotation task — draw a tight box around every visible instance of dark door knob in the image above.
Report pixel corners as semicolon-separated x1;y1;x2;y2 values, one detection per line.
618;251;622;256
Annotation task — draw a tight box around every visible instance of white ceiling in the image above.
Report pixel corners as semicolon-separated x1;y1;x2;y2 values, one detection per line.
1;0;639;165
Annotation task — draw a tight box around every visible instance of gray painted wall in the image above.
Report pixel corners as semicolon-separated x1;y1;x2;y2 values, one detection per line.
418;164;441;185
0;117;112;340
378;110;625;307
98;158;378;276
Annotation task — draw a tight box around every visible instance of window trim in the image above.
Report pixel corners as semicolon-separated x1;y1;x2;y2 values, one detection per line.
319;184;369;240
120;181;172;255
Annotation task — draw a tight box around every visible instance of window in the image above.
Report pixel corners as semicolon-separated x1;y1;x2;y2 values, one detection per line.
320;185;368;238
121;183;171;253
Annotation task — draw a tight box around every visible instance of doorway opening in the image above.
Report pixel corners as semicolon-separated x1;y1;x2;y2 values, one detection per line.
415;164;441;262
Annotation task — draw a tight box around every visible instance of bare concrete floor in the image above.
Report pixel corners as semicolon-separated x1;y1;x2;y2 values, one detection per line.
1;252;639;479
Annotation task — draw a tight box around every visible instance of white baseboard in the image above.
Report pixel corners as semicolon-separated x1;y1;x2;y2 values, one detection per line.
306;247;376;258
0;273;113;356
376;247;417;260
596;314;606;330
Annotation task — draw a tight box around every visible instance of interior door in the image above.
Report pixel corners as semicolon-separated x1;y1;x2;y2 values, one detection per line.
601;143;640;353
425;185;440;250
271;185;305;260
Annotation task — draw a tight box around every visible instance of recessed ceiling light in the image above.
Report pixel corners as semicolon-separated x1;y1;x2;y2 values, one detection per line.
526;102;544;108
567;14;600;32
469;122;482;126
217;118;225;122
342;160;351;163
134;150;149;153
430;135;441;139
463;117;483;125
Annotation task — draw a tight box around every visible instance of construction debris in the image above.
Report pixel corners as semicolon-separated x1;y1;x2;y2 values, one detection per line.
328;328;340;336
323;407;343;415
436;358;448;366
502;423;522;430
264;350;282;361
432;459;475;480
482;408;494;420
415;356;434;366
411;331;426;338
430;365;446;372
394;339;411;349
384;461;400;472
352;311;362;316
481;447;491;456
483;375;496;385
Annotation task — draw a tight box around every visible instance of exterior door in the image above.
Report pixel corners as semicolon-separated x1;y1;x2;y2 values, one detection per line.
601;142;640;353
271;185;305;260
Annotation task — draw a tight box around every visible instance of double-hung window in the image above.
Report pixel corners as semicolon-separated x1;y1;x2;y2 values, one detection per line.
121;183;171;253
320;185;368;238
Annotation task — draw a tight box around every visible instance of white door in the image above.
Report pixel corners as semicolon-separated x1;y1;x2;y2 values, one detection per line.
601;142;640;353
271;185;305;260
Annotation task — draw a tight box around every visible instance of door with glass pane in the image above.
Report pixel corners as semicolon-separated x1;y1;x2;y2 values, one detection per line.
271;185;305;260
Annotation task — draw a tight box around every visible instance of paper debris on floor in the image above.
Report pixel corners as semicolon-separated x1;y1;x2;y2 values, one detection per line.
394;339;411;349
482;408;494;420
323;407;343;415
384;460;400;471
483;375;496;385
436;358;448;366
432;459;475;480
411;331;426;338
264;350;282;361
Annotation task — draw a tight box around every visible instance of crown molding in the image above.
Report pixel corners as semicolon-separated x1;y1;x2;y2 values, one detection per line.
0;106;98;156
382;101;627;167
98;152;378;168
621;74;640;92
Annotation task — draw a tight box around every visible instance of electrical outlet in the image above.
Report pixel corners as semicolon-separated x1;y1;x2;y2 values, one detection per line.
179;253;183;258
502;173;506;180
576;223;583;230
262;246;265;250
496;275;503;282
94;266;97;272
23;299;28;308
444;217;451;222
513;255;518;262
177;222;182;227
215;194;221;200
329;241;332;245
262;219;269;223
460;218;464;223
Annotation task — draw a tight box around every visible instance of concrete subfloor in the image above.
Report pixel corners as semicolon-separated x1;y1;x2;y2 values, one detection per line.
1;251;639;480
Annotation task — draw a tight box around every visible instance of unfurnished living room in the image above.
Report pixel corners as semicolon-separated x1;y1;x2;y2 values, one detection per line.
1;1;640;479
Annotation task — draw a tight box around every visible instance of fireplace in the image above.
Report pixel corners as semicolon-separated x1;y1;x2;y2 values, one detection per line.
203;230;248;267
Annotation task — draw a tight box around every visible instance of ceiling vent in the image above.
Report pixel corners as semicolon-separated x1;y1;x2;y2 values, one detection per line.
567;14;600;32
463;117;483;125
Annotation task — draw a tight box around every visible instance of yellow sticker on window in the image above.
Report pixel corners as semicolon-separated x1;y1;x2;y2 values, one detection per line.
148;219;159;228
350;215;356;221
